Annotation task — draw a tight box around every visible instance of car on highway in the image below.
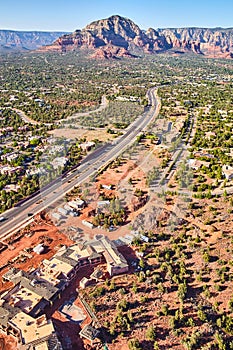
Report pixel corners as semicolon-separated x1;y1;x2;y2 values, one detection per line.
0;216;6;222
27;213;34;217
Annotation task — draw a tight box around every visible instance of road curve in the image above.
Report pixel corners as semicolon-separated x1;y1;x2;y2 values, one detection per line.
56;95;108;123
0;87;160;239
2;107;39;125
13;108;40;125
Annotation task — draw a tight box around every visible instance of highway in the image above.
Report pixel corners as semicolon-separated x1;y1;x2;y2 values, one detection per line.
0;87;160;239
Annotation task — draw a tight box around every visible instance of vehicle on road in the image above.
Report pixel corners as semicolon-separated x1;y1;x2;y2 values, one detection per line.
0;216;6;222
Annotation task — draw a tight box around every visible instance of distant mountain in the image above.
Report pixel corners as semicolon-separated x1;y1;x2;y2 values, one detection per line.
0;30;68;52
39;15;233;59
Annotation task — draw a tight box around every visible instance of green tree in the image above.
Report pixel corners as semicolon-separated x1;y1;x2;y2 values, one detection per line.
146;325;156;341
128;338;142;350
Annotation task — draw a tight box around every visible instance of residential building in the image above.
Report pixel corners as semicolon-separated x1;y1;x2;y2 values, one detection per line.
222;164;233;180
0;301;62;349
2;269;61;316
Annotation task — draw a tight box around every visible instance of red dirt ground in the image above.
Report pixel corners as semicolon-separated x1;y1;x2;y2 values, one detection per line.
0;218;73;294
0;333;17;350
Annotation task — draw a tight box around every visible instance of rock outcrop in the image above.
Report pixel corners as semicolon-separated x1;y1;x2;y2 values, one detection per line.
90;44;135;59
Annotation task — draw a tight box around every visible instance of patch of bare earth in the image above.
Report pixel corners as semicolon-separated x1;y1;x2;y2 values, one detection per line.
49;128;114;142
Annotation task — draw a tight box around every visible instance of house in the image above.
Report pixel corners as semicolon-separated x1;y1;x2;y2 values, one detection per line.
64;204;74;212
222;165;233;180
26;167;46;177
205;131;216;140
68;198;85;210
3;184;20;192
0;302;63;349
97;200;110;207
79;142;95;152
140;234;149;243
2;269;61;315
188;159;210;170
0;166;22;175
42;257;76;282
89;237;129;276
51;157;68;169
116;96;139;102
1;152;19;163
96;200;110;213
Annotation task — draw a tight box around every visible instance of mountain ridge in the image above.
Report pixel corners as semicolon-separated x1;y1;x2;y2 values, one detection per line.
0;30;68;51
38;15;233;59
2;15;233;59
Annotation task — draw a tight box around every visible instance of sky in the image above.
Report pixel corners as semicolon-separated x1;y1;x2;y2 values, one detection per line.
1;0;233;32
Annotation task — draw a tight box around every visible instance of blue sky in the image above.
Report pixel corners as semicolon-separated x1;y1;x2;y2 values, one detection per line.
1;0;233;31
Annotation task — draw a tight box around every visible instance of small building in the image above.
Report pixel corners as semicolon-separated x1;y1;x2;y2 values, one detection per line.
68;198;85;210
222;165;233;180
82;220;94;229
57;207;68;216
102;184;112;190
33;244;45;255
79;324;100;346
64;204;74;212
97;200;110;207
79;277;92;289
188;159;210;170
80;142;95;152
140;234;149;243
136;251;144;258
51;157;68;170
90;269;104;281
3;184;20;192
70;211;78;217
52;213;63;221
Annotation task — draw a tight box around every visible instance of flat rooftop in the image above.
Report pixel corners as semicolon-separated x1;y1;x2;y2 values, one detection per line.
43;257;74;276
35;342;49;350
8;286;42;314
10;312;54;345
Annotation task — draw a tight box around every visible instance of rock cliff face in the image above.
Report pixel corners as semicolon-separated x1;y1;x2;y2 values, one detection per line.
157;27;233;57
41;15;149;54
38;15;233;59
0;30;68;51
